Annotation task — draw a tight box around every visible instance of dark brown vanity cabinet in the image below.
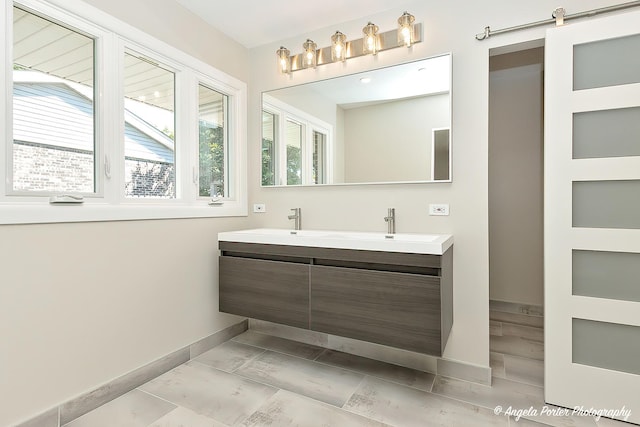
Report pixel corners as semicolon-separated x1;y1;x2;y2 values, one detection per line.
219;241;453;356
219;255;310;329
310;266;443;354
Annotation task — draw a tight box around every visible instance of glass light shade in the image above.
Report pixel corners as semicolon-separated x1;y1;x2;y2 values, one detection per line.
362;22;379;55
398;11;415;47
331;31;347;62
302;39;317;68
276;46;291;74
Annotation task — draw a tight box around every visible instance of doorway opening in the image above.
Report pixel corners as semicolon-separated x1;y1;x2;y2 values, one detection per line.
488;42;544;386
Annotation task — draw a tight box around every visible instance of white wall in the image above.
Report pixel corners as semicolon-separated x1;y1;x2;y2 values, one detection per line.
248;0;627;369
79;0;249;81
489;48;544;306
0;1;250;425
344;94;449;183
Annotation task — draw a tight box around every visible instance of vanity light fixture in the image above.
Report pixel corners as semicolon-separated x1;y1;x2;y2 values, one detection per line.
331;31;347;62
398;11;416;47
276;46;291;74
302;39;317;68
276;12;421;74
362;22;379;55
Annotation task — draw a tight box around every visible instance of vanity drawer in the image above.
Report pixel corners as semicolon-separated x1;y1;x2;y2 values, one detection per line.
310;265;443;355
219;256;310;329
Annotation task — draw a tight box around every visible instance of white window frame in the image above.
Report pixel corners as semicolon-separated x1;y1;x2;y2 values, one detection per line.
0;0;247;224
262;94;333;186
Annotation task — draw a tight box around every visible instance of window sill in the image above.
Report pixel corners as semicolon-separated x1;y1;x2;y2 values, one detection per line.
0;202;248;225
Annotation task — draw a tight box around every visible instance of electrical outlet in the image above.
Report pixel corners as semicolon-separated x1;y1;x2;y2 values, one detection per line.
429;204;449;216
253;203;266;213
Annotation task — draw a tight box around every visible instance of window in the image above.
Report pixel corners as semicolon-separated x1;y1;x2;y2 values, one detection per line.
262;95;332;186
261;110;276;186
123;52;176;199
12;6;96;194
1;1;247;224
198;84;228;198
313;130;327;184
286;120;303;185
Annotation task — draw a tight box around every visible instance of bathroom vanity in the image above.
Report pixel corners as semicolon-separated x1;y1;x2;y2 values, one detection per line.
218;229;453;357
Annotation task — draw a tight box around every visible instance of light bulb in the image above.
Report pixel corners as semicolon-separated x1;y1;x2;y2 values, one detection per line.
331;31;347;62
276;46;291;74
397;12;415;48
302;39;317;69
362;22;379;55
402;27;411;45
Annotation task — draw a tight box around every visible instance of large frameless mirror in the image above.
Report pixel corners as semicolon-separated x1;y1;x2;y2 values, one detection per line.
261;53;451;186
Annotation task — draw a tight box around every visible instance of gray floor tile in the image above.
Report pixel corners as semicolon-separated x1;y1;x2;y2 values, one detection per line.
149;406;229;427
241;389;392;427
139;361;277;426
504;354;544;387
510;417;549;426
490;301;543;317
63;389;175;427
344;376;509;427
491;320;504;336
431;375;544;413
491;352;506;378
596;415;635;426
193;340;265;373
315;349;435;392
235;350;364;407
502;323;544;342
521;405;598;427
233;330;325;360
491;335;545;360
490;310;544;328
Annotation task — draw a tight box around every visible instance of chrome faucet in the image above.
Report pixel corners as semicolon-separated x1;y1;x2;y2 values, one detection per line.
384;208;396;234
288;208;302;230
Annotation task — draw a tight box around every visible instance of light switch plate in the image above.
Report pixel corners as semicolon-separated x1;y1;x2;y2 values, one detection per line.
429;204;449;216
253;203;266;213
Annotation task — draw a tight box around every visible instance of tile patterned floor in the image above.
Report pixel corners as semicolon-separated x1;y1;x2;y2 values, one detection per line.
62;330;633;427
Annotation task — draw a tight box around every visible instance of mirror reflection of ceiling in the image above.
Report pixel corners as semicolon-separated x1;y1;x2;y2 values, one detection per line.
297;55;451;109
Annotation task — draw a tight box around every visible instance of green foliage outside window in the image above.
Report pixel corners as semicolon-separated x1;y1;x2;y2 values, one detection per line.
199;121;224;197
262;139;275;186
287;145;302;185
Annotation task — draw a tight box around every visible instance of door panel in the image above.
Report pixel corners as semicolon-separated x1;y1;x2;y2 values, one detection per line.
545;9;640;424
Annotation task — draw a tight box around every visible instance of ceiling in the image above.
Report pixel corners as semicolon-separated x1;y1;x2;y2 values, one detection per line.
174;0;414;48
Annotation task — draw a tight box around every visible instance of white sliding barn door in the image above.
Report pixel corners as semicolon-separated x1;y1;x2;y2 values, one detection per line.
545;10;640;424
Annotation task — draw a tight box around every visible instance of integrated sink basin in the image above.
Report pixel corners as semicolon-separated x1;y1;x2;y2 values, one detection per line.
218;228;453;255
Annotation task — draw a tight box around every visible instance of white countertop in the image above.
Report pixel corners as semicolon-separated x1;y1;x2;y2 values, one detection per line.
218;228;453;255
